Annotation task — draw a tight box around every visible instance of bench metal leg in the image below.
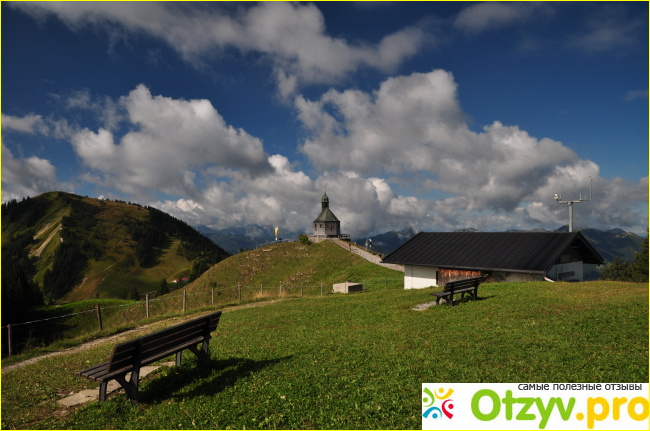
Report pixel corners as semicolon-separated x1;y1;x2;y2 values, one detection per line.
114;367;140;406
187;340;210;370
176;351;182;366
99;382;108;402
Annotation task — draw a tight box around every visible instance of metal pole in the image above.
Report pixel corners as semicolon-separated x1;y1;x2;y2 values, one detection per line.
96;304;103;330
238;284;241;301
8;324;13;357
568;202;573;232
183;290;186;313
145;294;149;318
280;282;282;297
211;289;214;306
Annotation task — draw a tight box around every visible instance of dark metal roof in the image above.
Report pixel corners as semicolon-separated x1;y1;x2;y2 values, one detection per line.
381;231;604;274
313;207;340;223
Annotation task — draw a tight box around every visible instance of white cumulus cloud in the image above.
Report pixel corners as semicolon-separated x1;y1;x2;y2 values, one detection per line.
454;2;552;34
1;113;50;135
69;84;272;197
295;69;648;231
1;142;60;202
12;2;427;97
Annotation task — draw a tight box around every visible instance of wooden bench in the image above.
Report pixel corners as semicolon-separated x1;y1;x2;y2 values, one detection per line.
75;311;222;405
430;277;482;306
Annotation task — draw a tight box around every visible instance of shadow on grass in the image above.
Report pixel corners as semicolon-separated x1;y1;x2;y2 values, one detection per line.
436;294;496;307
139;356;291;404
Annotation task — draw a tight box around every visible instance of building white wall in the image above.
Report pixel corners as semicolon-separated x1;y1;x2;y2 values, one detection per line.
404;265;438;289
547;261;583;282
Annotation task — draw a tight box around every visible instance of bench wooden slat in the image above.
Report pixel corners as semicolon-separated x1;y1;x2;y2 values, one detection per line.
140;331;209;362
75;361;110;378
76;310;223;405
140;318;209;347
95;336;207;383
429;276;482;306
141;321;207;352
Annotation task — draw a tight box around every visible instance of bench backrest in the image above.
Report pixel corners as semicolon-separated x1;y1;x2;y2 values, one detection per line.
443;276;483;292
106;311;222;373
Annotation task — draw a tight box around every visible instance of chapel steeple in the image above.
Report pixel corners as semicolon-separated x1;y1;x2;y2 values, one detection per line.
322;188;329;211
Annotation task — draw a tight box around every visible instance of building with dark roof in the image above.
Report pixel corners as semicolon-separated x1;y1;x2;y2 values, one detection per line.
381;231;604;288
309;190;349;242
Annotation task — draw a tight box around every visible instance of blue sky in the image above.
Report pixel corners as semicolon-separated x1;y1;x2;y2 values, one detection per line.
2;2;648;236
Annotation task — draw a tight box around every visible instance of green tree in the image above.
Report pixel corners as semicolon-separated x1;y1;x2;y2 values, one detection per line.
601;256;632;281
189;259;210;281
129;286;140;300
630;228;649;282
158;278;170;296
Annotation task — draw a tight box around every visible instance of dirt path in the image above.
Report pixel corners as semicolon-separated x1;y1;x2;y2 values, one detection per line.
1;299;288;374
30;224;61;258
329;238;404;272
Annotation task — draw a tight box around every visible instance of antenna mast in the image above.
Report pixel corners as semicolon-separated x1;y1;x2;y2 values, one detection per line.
554;176;592;232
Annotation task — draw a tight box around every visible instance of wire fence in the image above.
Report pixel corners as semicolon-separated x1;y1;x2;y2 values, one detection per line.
1;277;404;358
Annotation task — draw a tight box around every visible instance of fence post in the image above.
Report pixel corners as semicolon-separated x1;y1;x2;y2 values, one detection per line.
320;282;323;296
183;290;186;313
238;284;241;301
7;324;12;357
211;289;214;306
261;283;263;296
385;276;387;290
364;279;366;290
96;304;103;331
301;282;303;297
280;282;282;297
146;294;149;318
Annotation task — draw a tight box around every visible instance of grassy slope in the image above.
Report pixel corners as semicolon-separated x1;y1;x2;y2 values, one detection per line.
2;240;400;362
2;192;195;302
1;280;646;430
190;240;403;292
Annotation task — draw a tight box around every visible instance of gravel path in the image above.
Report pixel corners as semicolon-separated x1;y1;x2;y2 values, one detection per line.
329;238;404;272
1;299;286;374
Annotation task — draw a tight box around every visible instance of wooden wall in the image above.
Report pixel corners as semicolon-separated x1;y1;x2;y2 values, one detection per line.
438;268;481;286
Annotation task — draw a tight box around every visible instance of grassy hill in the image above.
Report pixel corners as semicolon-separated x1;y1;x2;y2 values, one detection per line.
189;240;403;292
2;279;647;429
1;237;401;360
1;192;229;312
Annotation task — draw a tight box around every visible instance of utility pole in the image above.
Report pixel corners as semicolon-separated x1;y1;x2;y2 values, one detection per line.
555;176;592;232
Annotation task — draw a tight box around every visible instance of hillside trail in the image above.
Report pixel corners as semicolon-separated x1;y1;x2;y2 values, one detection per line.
29;224;62;258
1;299;288;374
329;238;404;272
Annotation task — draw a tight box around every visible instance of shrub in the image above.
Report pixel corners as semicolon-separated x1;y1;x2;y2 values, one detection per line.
298;233;312;245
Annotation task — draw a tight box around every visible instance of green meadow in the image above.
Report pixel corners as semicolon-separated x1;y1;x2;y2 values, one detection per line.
2;280;647;429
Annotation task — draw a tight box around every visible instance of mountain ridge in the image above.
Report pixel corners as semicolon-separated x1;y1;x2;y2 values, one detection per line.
1;192;229;314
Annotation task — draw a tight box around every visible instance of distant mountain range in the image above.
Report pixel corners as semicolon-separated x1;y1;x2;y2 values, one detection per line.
204;223;644;266
197;224;300;255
